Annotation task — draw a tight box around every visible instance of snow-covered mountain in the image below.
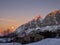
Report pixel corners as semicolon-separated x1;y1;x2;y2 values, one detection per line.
1;10;60;43
0;10;60;45
13;10;60;37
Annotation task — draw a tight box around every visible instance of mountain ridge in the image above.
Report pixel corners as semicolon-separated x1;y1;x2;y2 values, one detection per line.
0;10;60;37
12;10;60;37
0;10;60;44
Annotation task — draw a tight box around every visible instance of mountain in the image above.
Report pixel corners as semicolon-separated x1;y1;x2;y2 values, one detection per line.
13;10;60;37
0;10;60;44
13;15;43;37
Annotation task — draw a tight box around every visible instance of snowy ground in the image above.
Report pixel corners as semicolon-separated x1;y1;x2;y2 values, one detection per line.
0;43;22;45
26;38;60;45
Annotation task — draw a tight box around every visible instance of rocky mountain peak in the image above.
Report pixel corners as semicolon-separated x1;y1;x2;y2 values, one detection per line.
43;10;60;26
34;15;41;20
48;10;60;16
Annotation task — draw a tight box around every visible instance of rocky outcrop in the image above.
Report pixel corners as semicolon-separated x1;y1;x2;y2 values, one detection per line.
43;10;60;26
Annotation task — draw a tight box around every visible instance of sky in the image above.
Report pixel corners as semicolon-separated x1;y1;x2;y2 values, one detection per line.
0;0;60;31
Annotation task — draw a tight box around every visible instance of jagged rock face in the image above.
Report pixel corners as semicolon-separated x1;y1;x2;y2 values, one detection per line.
12;15;42;37
43;10;60;26
55;12;60;24
21;15;42;29
24;10;60;28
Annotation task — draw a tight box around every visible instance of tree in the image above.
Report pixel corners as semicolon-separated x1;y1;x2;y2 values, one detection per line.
3;29;10;36
3;29;11;42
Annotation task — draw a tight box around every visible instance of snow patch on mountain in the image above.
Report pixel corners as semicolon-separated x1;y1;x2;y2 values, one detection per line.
14;25;60;37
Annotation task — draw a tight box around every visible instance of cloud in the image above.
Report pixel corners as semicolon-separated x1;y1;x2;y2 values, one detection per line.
0;18;17;23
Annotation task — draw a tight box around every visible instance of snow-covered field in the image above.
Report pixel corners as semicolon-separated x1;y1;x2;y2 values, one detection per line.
26;38;60;45
0;43;22;45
